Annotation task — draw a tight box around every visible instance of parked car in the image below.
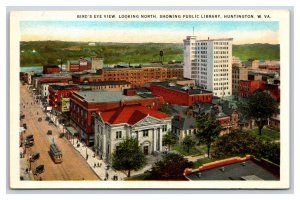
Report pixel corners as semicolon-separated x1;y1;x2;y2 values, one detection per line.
25;134;34;143
25;140;34;148
30;152;40;162
47;130;52;135
34;165;44;175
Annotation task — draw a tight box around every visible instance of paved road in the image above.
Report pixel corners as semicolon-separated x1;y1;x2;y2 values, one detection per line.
20;83;99;181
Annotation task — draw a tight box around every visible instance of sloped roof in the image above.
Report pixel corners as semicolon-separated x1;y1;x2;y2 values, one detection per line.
99;105;171;125
172;116;196;130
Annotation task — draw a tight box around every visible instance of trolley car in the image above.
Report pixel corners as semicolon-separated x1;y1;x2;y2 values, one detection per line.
49;143;63;163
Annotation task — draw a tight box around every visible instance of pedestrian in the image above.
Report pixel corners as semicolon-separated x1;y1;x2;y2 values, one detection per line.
100;163;102;167
37;111;39;115
97;162;100;167
105;171;109;180
94;163;96;168
40;177;42;181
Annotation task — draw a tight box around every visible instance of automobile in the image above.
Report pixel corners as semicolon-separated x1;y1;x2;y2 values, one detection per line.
47;130;52;135
30;152;40;162
25;134;34;143
25;140;34;148
34;165;44;175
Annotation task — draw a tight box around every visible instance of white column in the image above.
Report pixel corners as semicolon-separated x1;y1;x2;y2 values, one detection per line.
102;131;106;160
153;129;157;152
159;129;163;152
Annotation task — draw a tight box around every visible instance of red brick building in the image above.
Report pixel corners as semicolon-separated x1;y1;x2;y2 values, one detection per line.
78;80;132;91
71;65;183;87
149;82;213;106
238;80;263;98
238;80;280;102
42;65;61;74
69;90;164;146
48;85;80;112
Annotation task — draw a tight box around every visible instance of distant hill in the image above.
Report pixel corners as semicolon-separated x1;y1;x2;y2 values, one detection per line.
232;43;280;61
20;41;279;67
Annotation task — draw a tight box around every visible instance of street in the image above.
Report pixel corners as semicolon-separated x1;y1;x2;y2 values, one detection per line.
19;83;99;181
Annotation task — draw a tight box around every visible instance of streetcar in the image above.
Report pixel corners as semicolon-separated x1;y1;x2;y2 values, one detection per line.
49;143;63;163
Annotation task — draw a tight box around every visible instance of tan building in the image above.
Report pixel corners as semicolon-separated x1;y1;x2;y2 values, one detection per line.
232;66;248;96
72;64;183;88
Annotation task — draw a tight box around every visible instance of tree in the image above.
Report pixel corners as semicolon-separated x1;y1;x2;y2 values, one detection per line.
148;153;193;180
196;115;222;158
212;130;280;165
244;89;279;135
163;130;178;151
182;135;196;153
112;138;146;177
158;104;172;115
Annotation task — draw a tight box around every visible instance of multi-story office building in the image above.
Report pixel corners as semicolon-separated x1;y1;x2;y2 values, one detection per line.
183;36;233;97
232;66;248;96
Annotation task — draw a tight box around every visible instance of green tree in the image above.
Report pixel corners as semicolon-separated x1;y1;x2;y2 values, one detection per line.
182;135;196;153
212;130;280;165
163;130;178;151
244;89;279;136
196;115;222;158
148;153;193;180
158;104;172;115
112;138;146;177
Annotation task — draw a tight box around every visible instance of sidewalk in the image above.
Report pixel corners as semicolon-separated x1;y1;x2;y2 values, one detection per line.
71;138;127;181
19;147;34;181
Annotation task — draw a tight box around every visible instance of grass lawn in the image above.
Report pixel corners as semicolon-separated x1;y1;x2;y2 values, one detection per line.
193;157;215;168
171;144;204;156
246;127;280;141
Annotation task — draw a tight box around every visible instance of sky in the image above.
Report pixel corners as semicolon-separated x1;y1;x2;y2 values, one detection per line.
20;21;279;44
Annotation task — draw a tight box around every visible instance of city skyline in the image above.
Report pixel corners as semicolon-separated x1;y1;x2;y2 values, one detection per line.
20;21;279;44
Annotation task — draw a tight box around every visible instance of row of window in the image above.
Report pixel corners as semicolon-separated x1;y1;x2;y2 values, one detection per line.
214;64;229;68
213;51;229;54
214;55;229;59
214;87;229;90
214;42;229;45
214;69;229;72
214;91;231;96
214;60;229;64
214;46;229;50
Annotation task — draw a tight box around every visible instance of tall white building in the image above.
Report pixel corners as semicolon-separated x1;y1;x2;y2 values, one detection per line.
183;36;233;97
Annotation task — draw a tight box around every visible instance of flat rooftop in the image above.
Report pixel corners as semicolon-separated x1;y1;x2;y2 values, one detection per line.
79;80;131;86
50;85;80;91
187;159;279;181
152;82;212;95
74;91;159;103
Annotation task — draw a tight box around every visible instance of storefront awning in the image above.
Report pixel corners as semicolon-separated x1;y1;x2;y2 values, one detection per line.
66;126;78;136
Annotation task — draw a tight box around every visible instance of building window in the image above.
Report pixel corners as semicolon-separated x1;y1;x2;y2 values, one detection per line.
162;125;167;132
143;130;149;137
116;131;122;139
